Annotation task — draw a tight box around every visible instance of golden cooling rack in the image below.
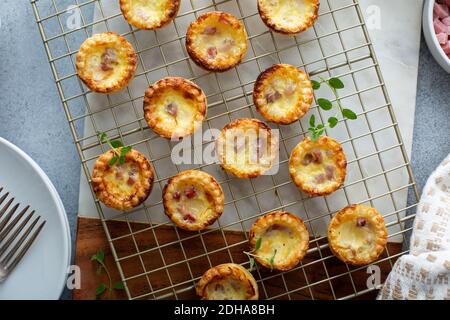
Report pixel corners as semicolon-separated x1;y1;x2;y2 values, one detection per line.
31;0;419;300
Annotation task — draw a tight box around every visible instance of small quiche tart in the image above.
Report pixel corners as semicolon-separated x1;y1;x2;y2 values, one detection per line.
120;0;180;30
76;32;137;93
143;77;207;139
328;204;388;266
258;0;319;35
289;136;346;197
92;148;154;210
162;170;224;231
253;64;313;124
249;211;309;271
186;11;248;72
196;263;259;300
216;118;278;179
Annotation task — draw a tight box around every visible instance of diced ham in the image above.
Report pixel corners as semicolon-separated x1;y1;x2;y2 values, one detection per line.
442;16;450;26
434;18;448;34
315;174;326;184
203;26;217;35
311;148;323;163
434;2;449;19
356;217;367;227
173;191;181;201
115;172;123;179
437;32;448;44
207;46;217;59
220;38;235;52
442;41;450;54
178;205;196;222
165;102;178;116
127;177;135;186
301;153;314;166
284;84;297;95
325;165;335;180
265;90;282;103
184;187;197;199
100;48;118;72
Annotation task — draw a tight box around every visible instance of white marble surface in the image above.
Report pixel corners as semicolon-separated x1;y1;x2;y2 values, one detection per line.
77;0;423;242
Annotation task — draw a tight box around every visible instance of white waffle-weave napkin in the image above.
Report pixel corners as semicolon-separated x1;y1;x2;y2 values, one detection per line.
378;154;450;300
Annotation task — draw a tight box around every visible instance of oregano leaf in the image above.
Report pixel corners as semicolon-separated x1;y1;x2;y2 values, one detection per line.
309;114;315;127
114;281;125;290
318;98;333;111
342;108;357;120
108;156;118;166
311;80;321;90
110;140;124;148
255;238;262;251
328;117;338;128
96;283;106;296
328;77;345;89
249;257;255;272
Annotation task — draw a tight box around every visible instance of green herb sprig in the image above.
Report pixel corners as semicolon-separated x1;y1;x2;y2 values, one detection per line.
308;77;358;141
98;132;132;166
244;238;278;272
91;250;125;299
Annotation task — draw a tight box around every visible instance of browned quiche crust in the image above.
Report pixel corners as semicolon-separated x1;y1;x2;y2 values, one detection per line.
253;64;313;124
258;0;319;35
289;136;346;197
76;32;137;93
162;170;224;231
196;263;259;300
249;211;309;271
143;77;207;139
120;0;180;30
216;118;278;179
92;148;154;210
186;11;248;72
328;204;388;266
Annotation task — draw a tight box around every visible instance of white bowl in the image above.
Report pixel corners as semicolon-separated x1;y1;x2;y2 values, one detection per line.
423;0;450;73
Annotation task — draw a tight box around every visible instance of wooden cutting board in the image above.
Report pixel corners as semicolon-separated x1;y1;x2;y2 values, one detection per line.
73;216;402;300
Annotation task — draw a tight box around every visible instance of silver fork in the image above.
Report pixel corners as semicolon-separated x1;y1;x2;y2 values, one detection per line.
0;187;46;283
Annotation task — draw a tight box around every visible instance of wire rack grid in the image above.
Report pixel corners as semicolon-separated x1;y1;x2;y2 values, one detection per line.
31;0;419;300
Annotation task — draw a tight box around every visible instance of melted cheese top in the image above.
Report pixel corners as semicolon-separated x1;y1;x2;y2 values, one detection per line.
221;126;272;171
84;46;129;87
103;162;141;199
152;89;199;136
173;183;213;222
204;277;249;300
293;148;337;189
256;224;297;264
128;0;172;25
192;18;246;63
260;74;302;118
334;220;377;259
263;0;317;29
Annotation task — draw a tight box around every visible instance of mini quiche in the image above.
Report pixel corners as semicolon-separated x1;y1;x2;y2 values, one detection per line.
258;0;319;35
186;11;248;72
120;0;180;30
92;148;154;210
196;263;259;300
249;211;309;271
76;32;137;93
289;136;346;197
162;170;224;231
253;64;313;124
216;118;278;179
328;204;388;266
143;77;207;139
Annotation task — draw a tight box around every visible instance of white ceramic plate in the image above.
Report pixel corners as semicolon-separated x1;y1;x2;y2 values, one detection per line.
0;137;71;299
